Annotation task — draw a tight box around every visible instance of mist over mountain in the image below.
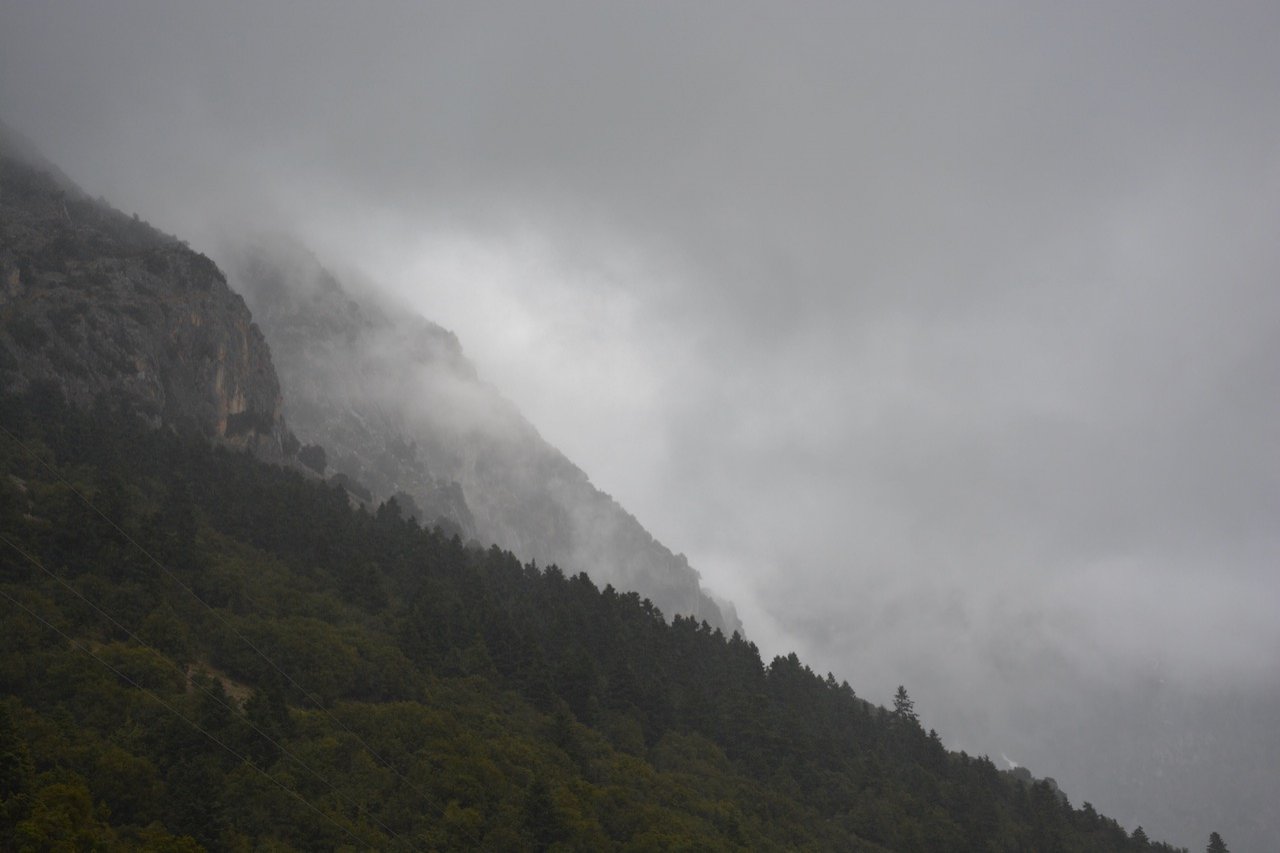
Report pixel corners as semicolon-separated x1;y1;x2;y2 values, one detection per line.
0;124;735;633
221;235;737;633
1;134;1204;852
3;3;1278;849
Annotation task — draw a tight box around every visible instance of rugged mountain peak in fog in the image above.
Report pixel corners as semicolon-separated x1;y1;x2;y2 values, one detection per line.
224;235;739;633
0;134;290;459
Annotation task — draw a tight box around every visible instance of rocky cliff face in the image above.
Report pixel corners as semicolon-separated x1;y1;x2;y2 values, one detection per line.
227;238;474;529
0;133;290;458
225;237;739;632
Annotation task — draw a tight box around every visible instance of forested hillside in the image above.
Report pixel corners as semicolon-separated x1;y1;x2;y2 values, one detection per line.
0;389;1194;851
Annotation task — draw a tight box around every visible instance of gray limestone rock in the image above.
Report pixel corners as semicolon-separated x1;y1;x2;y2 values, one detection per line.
0;131;290;459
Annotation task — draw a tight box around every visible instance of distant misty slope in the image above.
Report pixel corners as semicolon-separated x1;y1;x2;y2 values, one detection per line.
225;237;738;633
1020;672;1280;853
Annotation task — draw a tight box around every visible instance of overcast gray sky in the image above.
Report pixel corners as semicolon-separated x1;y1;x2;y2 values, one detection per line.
3;2;1278;846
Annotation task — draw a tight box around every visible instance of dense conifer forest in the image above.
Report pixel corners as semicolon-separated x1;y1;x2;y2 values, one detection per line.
0;388;1196;850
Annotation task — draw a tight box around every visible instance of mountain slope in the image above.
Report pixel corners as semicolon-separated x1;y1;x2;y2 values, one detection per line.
0;137;1209;851
223;237;737;632
0;389;1194;851
0;130;290;460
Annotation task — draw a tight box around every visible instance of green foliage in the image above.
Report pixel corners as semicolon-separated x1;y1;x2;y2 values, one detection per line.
0;390;1194;851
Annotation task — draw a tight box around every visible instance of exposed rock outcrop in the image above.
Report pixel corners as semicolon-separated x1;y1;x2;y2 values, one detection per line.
0;130;290;458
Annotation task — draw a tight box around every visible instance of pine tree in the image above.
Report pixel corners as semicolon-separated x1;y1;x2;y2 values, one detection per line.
0;704;31;802
1206;831;1229;853
0;701;33;849
893;685;918;725
521;776;566;852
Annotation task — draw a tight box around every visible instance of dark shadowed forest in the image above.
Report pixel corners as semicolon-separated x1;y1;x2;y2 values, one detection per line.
0;389;1199;850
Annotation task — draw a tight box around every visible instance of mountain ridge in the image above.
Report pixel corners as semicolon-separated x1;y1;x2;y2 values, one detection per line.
221;234;739;633
0;127;734;633
0;129;291;461
0;133;1215;851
